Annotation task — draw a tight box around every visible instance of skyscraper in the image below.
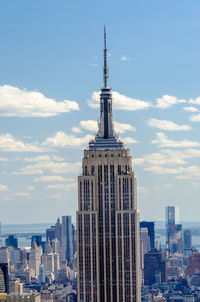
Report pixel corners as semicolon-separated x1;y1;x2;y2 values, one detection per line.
77;28;140;302
166;206;179;227
140;221;155;249
165;206;183;255
184;229;192;250
61;216;73;263
5;235;18;249
29;241;42;278
144;249;166;286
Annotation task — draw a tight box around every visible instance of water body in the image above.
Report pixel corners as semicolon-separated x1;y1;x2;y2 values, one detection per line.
0;222;200;249
0;223;53;248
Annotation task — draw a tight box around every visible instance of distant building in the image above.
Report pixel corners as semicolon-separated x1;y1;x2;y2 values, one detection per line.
184;229;192;250
66;292;77;302
57;266;70;283
45;239;52;254
29;241;42;278
166;257;184;280
41;292;53;301
144;249;166;285
41;253;54;274
51;239;59;254
31;236;42;248
0;248;9;264
39;264;45;284
71;224;76;256
61;216;73;263
166;206;179;226
9;279;23;294
186;253;200;277
0;264;8;294
53;253;59;280
140;228;150;255
5;236;18;249
140;221;155;249
7;293;41;302
140;227;150;274
46;227;55;242
55;218;62;243
165;206;183;255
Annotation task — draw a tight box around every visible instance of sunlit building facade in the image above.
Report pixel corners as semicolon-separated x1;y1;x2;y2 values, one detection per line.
77;29;140;302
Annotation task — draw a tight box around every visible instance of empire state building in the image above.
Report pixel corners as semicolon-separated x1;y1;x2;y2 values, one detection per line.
77;29;141;302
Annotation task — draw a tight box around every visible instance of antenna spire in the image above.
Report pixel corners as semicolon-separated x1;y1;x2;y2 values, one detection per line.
103;26;109;88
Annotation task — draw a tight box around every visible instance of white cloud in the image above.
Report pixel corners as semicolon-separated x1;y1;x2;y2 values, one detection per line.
190;114;200;122
144;163;200;180
144;166;180;175
25;155;65;162
10;167;43;175
189;97;200;106
133;151;187;167
134;149;200;181
138;186;149;194
46;193;63;199
44;183;76;191
15;192;31;198
0;157;9;162
52;156;65;161
120;56;130;61
114;122;136;133
25;155;51;162
123;137;138;144
155;95;186;109
34;175;68;182
147;118;191;131
152;132;200;148
42;132;93;148
26;186;35;191
0;133;43;152
0;85;79;117
79;120;136;134
0;185;8;191
88;91;151;111
162;149;200;160
154;184;174;190
183;106;199;113
79;120;97;132
10;160;81;175
71;127;82;133
175;165;200;180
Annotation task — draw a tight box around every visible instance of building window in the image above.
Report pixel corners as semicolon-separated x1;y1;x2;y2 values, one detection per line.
91;166;95;175
118;165;121;175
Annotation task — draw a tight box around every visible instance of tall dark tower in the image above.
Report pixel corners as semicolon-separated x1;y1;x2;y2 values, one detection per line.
77;29;141;302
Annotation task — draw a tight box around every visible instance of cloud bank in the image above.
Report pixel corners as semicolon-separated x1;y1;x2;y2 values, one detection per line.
147;119;191;131
0;85;79;117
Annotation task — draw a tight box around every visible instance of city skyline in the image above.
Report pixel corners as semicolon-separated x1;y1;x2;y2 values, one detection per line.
0;0;200;223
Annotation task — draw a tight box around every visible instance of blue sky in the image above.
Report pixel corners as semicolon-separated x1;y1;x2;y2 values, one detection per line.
0;0;200;223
